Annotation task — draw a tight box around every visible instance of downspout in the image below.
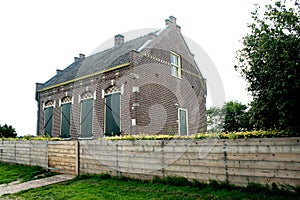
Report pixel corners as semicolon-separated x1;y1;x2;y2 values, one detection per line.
36;93;40;136
35;83;43;136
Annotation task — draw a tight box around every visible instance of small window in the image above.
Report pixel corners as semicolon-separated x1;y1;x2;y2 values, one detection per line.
170;52;181;78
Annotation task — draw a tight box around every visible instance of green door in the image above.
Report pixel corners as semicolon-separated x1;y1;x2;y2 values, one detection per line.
44;107;53;137
80;99;93;138
179;109;188;136
105;93;121;136
61;103;71;138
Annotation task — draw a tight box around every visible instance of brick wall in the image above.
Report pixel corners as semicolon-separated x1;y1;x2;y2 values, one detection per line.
36;22;207;138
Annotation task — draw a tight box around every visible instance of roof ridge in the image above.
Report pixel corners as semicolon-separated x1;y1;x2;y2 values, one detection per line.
39;61;78;89
39;30;159;89
89;31;157;58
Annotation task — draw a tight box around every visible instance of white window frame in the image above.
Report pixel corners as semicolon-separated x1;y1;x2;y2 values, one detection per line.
170;51;182;78
178;108;188;136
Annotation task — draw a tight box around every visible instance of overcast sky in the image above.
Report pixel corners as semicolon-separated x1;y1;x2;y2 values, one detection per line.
0;0;269;135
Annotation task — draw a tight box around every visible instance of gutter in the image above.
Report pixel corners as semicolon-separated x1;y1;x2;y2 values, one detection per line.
37;62;130;93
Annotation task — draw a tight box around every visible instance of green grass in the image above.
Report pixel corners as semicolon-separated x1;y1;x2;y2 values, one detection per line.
0;162;55;184
4;174;299;200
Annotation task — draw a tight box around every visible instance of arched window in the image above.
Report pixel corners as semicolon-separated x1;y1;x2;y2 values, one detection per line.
44;100;54;137
60;96;72;138
80;91;94;138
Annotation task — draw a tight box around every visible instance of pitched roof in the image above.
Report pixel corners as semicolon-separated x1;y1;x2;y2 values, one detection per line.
38;32;155;90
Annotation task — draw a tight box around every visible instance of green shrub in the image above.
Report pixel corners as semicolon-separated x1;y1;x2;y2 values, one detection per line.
100;130;293;141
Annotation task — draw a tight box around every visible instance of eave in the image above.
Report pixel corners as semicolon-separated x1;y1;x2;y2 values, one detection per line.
37;62;130;93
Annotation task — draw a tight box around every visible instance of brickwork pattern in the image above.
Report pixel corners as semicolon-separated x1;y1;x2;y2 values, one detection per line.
36;22;207;138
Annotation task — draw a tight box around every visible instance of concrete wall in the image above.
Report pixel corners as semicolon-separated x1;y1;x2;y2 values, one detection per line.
1;138;299;187
80;138;300;187
0;140;47;168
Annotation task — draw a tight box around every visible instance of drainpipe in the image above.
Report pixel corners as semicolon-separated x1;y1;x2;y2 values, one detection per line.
35;83;43;136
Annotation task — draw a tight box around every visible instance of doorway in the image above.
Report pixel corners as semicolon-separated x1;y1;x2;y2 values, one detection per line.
179;108;188;136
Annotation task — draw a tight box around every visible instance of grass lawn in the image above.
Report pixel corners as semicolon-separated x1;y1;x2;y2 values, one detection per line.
3;174;299;200
0;162;54;184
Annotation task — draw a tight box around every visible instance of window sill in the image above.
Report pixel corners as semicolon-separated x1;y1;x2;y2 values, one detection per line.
171;75;182;80
79;137;94;140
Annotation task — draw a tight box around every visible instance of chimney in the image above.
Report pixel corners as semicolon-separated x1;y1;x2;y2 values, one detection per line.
56;69;63;75
35;82;44;100
114;34;124;46
74;57;80;62
35;82;44;90
79;53;85;60
165;18;172;26
169;16;176;24
165;16;180;30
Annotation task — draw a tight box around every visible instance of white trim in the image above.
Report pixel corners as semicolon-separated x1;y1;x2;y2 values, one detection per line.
101;89;105;99
80;91;95;101
60;97;73;106
104;90;121;96
111;79;115;86
156;27;167;36
93;91;97;100
137;39;152;52
43;100;55;109
121;84;125;95
78;137;94;140
132;86;139;93
132;119;136;126
78;94;81;103
178;108;188;136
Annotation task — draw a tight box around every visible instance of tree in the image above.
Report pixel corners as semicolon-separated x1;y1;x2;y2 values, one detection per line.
0;124;17;138
235;0;300;135
206;101;251;132
206;106;225;132
223;101;251;132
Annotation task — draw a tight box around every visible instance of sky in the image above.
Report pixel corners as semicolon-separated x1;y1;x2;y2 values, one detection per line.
0;0;269;135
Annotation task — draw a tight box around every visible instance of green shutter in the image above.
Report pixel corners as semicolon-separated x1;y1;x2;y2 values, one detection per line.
61;103;71;138
80;99;93;138
105;93;120;136
44;107;53;137
179;109;187;136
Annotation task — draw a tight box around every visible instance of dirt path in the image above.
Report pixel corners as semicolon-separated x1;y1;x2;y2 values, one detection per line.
0;174;74;196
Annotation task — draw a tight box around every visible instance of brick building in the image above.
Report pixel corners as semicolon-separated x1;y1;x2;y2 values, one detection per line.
35;16;207;139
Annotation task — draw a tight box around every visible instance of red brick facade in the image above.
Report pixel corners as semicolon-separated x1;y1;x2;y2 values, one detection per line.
36;16;206;139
